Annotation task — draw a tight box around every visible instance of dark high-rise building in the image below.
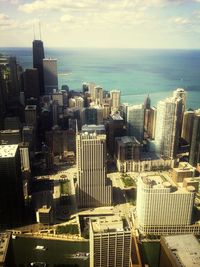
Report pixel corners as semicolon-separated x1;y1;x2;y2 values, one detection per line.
0;145;24;227
32;40;45;95
189;110;200;167
23;68;40;100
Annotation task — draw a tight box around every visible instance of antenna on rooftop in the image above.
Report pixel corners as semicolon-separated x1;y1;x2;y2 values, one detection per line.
39;21;42;40
33;24;36;40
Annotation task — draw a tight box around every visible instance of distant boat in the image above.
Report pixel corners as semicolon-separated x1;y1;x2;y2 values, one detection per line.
30;262;47;267
35;245;47;251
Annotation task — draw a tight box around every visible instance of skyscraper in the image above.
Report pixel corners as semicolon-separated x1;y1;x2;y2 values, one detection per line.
127;104;144;142
189;109;200;167
43;58;58;94
0;145;24;227
110;90;121;112
23;68;40;100
136;174;195;235
32;40;45;95
154;96;183;158
76;132;112;208
90;216;131;267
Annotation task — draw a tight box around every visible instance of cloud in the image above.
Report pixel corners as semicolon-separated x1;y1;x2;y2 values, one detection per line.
60;14;74;23
173;17;191;25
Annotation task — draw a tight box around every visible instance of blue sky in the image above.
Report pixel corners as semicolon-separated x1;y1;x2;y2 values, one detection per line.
1;0;200;48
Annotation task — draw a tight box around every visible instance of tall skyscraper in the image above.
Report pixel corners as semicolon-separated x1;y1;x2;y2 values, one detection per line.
127;104;144;142
43;58;58;94
90;216;131;267
136;174;194;235
0;145;24;227
189;109;200;167
32;40;45;95
76;132;112;208
154;96;183;158
110;90;121;112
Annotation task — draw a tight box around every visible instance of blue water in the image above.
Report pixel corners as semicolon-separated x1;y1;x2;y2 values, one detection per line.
1;47;200;109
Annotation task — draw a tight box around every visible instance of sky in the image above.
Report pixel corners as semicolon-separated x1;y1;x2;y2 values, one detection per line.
1;0;200;48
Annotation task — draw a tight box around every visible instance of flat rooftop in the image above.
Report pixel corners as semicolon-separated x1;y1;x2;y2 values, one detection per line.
25;105;37;111
110;113;123;120
162;234;200;267
0;144;18;158
91;216;130;233
0;130;20;134
82;124;105;133
0;232;11;264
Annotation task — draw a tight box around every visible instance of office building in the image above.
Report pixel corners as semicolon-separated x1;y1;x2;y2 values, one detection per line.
4;116;21;130
181;110;195;144
159;235;200;267
81;107;103;125
76;132;112;208
127;104;144;142
110;90;120;111
107;113;125;156
189;109;200;167
147;106;157;139
90;216;131;267
154;96;183;158
23;68;40;100
94;86;103;105
0;145;24;227
0;130;21;145
33;39;45;95
43;58;58;94
115;136;141;162
36;205;53;225
19;143;30;172
172;162;195;184
136;174;195;235
0;232;15;267
25;105;37;127
82;124;105;134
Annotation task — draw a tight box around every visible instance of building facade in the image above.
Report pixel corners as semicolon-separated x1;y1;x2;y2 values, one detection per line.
90;216;131;267
76;132;112;208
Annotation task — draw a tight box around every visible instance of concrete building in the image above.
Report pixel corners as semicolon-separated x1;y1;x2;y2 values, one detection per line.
136;174;195;235
52;91;64;106
107;113;125;156
159;235;200;267
189;109;200;167
81;107;103;125
116;152;174;173
76;132;112;208
127;104;144;142
0;130;21;145
181;110;195;144
43;58;58;94
19;142;30;172
36;205;53;225
95;86;103;105
0;145;24;227
147;107;157;139
90;216;131;267
0;232;15;267
25;105;37;126
172;162;195;183
154;96;183;158
115;136;141;162
110;90;120;112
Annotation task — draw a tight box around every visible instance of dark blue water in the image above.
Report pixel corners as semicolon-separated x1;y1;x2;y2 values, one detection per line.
1;47;200;108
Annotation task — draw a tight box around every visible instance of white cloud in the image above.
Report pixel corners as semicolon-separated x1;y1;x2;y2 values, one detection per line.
60;14;74;23
173;17;190;25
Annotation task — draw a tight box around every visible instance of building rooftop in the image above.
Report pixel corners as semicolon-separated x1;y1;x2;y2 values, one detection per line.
37;205;52;213
174;162;195;173
91;216;130;233
0;144;18;158
0;232;11;264
0;130;20;134
110;113;123;121
162;234;200;267
25;105;37;111
82;124;105;133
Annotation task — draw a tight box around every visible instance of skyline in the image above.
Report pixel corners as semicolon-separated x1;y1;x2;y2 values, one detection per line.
1;0;200;48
